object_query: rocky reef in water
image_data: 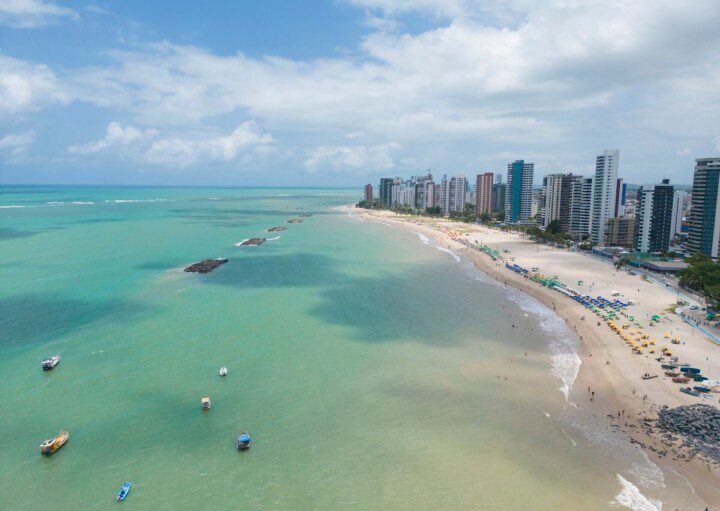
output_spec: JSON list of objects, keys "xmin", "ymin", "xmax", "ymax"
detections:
[
  {"xmin": 287, "ymin": 218, "xmax": 302, "ymax": 224},
  {"xmin": 239, "ymin": 238, "xmax": 266, "ymax": 246},
  {"xmin": 267, "ymin": 226, "xmax": 287, "ymax": 232},
  {"xmin": 184, "ymin": 258, "xmax": 228, "ymax": 273}
]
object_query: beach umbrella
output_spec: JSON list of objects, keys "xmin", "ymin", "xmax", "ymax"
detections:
[
  {"xmin": 652, "ymin": 315, "xmax": 661, "ymax": 320},
  {"xmin": 664, "ymin": 332, "xmax": 670, "ymax": 338}
]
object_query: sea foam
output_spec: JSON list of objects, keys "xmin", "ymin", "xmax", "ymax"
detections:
[{"xmin": 612, "ymin": 474, "xmax": 662, "ymax": 511}]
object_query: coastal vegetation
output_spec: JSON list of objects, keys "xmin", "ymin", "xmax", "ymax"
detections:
[{"xmin": 678, "ymin": 253, "xmax": 720, "ymax": 309}]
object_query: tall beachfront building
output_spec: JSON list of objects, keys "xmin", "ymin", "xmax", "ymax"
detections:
[
  {"xmin": 589, "ymin": 150, "xmax": 620, "ymax": 245},
  {"xmin": 379, "ymin": 178, "xmax": 393, "ymax": 207},
  {"xmin": 633, "ymin": 180, "xmax": 674, "ymax": 253},
  {"xmin": 614, "ymin": 178, "xmax": 627, "ymax": 217},
  {"xmin": 569, "ymin": 177, "xmax": 593, "ymax": 239},
  {"xmin": 440, "ymin": 175, "xmax": 468, "ymax": 213},
  {"xmin": 363, "ymin": 184, "xmax": 373, "ymax": 203},
  {"xmin": 505, "ymin": 160, "xmax": 534, "ymax": 223},
  {"xmin": 492, "ymin": 173, "xmax": 505, "ymax": 213},
  {"xmin": 541, "ymin": 173, "xmax": 564, "ymax": 227},
  {"xmin": 670, "ymin": 190, "xmax": 688, "ymax": 236},
  {"xmin": 687, "ymin": 157, "xmax": 720, "ymax": 257},
  {"xmin": 475, "ymin": 172, "xmax": 494, "ymax": 216}
]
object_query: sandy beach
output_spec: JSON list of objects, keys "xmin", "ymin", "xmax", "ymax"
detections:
[{"xmin": 346, "ymin": 205, "xmax": 720, "ymax": 507}]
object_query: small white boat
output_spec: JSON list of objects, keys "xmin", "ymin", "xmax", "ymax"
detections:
[
  {"xmin": 42, "ymin": 355, "xmax": 61, "ymax": 371},
  {"xmin": 201, "ymin": 396, "xmax": 211, "ymax": 410},
  {"xmin": 219, "ymin": 366, "xmax": 228, "ymax": 376}
]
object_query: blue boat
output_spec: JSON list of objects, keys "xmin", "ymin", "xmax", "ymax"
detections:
[
  {"xmin": 117, "ymin": 482, "xmax": 131, "ymax": 501},
  {"xmin": 237, "ymin": 432, "xmax": 251, "ymax": 451}
]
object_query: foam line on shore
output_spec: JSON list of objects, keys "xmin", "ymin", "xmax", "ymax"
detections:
[
  {"xmin": 414, "ymin": 232, "xmax": 460, "ymax": 262},
  {"xmin": 612, "ymin": 474, "xmax": 662, "ymax": 511}
]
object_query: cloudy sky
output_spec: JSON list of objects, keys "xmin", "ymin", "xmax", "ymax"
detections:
[{"xmin": 1, "ymin": 0, "xmax": 719, "ymax": 186}]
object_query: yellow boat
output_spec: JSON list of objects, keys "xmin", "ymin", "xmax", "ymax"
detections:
[{"xmin": 40, "ymin": 430, "xmax": 69, "ymax": 455}]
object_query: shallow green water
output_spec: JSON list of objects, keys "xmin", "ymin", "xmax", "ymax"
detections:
[{"xmin": 0, "ymin": 186, "xmax": 701, "ymax": 510}]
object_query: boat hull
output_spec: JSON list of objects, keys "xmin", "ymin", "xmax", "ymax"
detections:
[{"xmin": 40, "ymin": 431, "xmax": 69, "ymax": 455}]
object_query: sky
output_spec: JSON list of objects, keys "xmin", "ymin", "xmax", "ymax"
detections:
[{"xmin": 1, "ymin": 0, "xmax": 719, "ymax": 187}]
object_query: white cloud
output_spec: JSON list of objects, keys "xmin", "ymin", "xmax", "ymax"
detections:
[
  {"xmin": 0, "ymin": 54, "xmax": 68, "ymax": 115},
  {"xmin": 68, "ymin": 121, "xmax": 272, "ymax": 167},
  {"xmin": 143, "ymin": 121, "xmax": 272, "ymax": 166},
  {"xmin": 5, "ymin": 0, "xmax": 720, "ymax": 180},
  {"xmin": 68, "ymin": 122, "xmax": 157, "ymax": 154},
  {"xmin": 0, "ymin": 0, "xmax": 77, "ymax": 28},
  {"xmin": 0, "ymin": 129, "xmax": 35, "ymax": 154},
  {"xmin": 305, "ymin": 142, "xmax": 400, "ymax": 172}
]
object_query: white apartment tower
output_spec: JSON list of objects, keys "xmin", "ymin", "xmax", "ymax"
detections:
[
  {"xmin": 670, "ymin": 190, "xmax": 687, "ymax": 236},
  {"xmin": 542, "ymin": 174, "xmax": 564, "ymax": 227},
  {"xmin": 589, "ymin": 150, "xmax": 620, "ymax": 245},
  {"xmin": 441, "ymin": 175, "xmax": 467, "ymax": 213}
]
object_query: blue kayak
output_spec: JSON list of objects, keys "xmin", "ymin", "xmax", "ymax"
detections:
[{"xmin": 117, "ymin": 482, "xmax": 131, "ymax": 501}]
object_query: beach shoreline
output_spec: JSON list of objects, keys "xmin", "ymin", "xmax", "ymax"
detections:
[{"xmin": 343, "ymin": 205, "xmax": 720, "ymax": 508}]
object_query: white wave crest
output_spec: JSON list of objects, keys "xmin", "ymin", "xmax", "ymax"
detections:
[
  {"xmin": 612, "ymin": 474, "xmax": 662, "ymax": 511},
  {"xmin": 105, "ymin": 198, "xmax": 168, "ymax": 203}
]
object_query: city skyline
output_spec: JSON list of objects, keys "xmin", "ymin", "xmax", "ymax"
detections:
[{"xmin": 1, "ymin": 1, "xmax": 720, "ymax": 186}]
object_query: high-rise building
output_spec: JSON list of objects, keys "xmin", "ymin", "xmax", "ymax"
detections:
[
  {"xmin": 688, "ymin": 158, "xmax": 720, "ymax": 257},
  {"xmin": 505, "ymin": 160, "xmax": 534, "ymax": 223},
  {"xmin": 475, "ymin": 172, "xmax": 494, "ymax": 216},
  {"xmin": 542, "ymin": 174, "xmax": 564, "ymax": 227},
  {"xmin": 605, "ymin": 217, "xmax": 635, "ymax": 247},
  {"xmin": 634, "ymin": 188, "xmax": 654, "ymax": 253},
  {"xmin": 379, "ymin": 178, "xmax": 393, "ymax": 207},
  {"xmin": 670, "ymin": 190, "xmax": 688, "ymax": 236},
  {"xmin": 492, "ymin": 182, "xmax": 505, "ymax": 213},
  {"xmin": 559, "ymin": 174, "xmax": 580, "ymax": 233},
  {"xmin": 650, "ymin": 179, "xmax": 674, "ymax": 252},
  {"xmin": 414, "ymin": 175, "xmax": 435, "ymax": 210},
  {"xmin": 363, "ymin": 184, "xmax": 373, "ymax": 203},
  {"xmin": 614, "ymin": 178, "xmax": 627, "ymax": 217},
  {"xmin": 569, "ymin": 177, "xmax": 593, "ymax": 239},
  {"xmin": 634, "ymin": 179, "xmax": 675, "ymax": 253},
  {"xmin": 590, "ymin": 150, "xmax": 620, "ymax": 244},
  {"xmin": 440, "ymin": 175, "xmax": 467, "ymax": 213}
]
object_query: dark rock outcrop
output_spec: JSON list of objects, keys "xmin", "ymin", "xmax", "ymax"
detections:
[
  {"xmin": 287, "ymin": 218, "xmax": 302, "ymax": 224},
  {"xmin": 267, "ymin": 226, "xmax": 287, "ymax": 232},
  {"xmin": 184, "ymin": 258, "xmax": 228, "ymax": 273},
  {"xmin": 657, "ymin": 404, "xmax": 720, "ymax": 462},
  {"xmin": 239, "ymin": 238, "xmax": 266, "ymax": 246}
]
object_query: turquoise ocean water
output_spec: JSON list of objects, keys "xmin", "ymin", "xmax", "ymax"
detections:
[{"xmin": 0, "ymin": 186, "xmax": 703, "ymax": 510}]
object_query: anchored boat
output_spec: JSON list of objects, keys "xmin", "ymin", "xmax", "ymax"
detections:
[
  {"xmin": 42, "ymin": 355, "xmax": 61, "ymax": 371},
  {"xmin": 237, "ymin": 432, "xmax": 251, "ymax": 451},
  {"xmin": 219, "ymin": 366, "xmax": 228, "ymax": 376},
  {"xmin": 40, "ymin": 430, "xmax": 69, "ymax": 455},
  {"xmin": 201, "ymin": 397, "xmax": 211, "ymax": 410},
  {"xmin": 117, "ymin": 482, "xmax": 131, "ymax": 501}
]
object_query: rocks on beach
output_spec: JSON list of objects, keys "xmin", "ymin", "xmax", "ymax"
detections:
[
  {"xmin": 657, "ymin": 404, "xmax": 720, "ymax": 462},
  {"xmin": 238, "ymin": 238, "xmax": 266, "ymax": 246},
  {"xmin": 184, "ymin": 258, "xmax": 228, "ymax": 273},
  {"xmin": 267, "ymin": 226, "xmax": 287, "ymax": 232}
]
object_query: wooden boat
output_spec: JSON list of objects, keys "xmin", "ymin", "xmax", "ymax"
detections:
[
  {"xmin": 680, "ymin": 387, "xmax": 700, "ymax": 397},
  {"xmin": 693, "ymin": 386, "xmax": 711, "ymax": 393},
  {"xmin": 237, "ymin": 431, "xmax": 251, "ymax": 451},
  {"xmin": 672, "ymin": 376, "xmax": 690, "ymax": 383},
  {"xmin": 201, "ymin": 397, "xmax": 211, "ymax": 410},
  {"xmin": 42, "ymin": 355, "xmax": 61, "ymax": 371},
  {"xmin": 641, "ymin": 374, "xmax": 658, "ymax": 380},
  {"xmin": 665, "ymin": 371, "xmax": 680, "ymax": 377},
  {"xmin": 661, "ymin": 364, "xmax": 677, "ymax": 370},
  {"xmin": 40, "ymin": 430, "xmax": 69, "ymax": 455},
  {"xmin": 693, "ymin": 376, "xmax": 708, "ymax": 382},
  {"xmin": 117, "ymin": 482, "xmax": 131, "ymax": 501}
]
